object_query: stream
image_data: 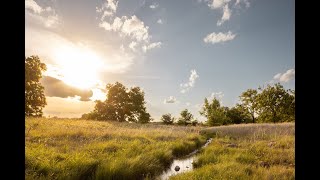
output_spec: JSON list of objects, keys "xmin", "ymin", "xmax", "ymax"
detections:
[{"xmin": 157, "ymin": 138, "xmax": 213, "ymax": 180}]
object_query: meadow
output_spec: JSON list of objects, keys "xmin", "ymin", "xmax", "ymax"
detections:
[
  {"xmin": 25, "ymin": 118, "xmax": 207, "ymax": 179},
  {"xmin": 172, "ymin": 123, "xmax": 295, "ymax": 180},
  {"xmin": 26, "ymin": 118, "xmax": 294, "ymax": 180}
]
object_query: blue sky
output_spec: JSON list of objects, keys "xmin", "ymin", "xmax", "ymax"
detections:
[{"xmin": 25, "ymin": 0, "xmax": 295, "ymax": 120}]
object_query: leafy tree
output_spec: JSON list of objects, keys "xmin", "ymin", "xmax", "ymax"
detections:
[
  {"xmin": 239, "ymin": 89, "xmax": 258, "ymax": 123},
  {"xmin": 191, "ymin": 119, "xmax": 199, "ymax": 126},
  {"xmin": 226, "ymin": 105, "xmax": 251, "ymax": 124},
  {"xmin": 25, "ymin": 55, "xmax": 47, "ymax": 117},
  {"xmin": 256, "ymin": 83, "xmax": 295, "ymax": 123},
  {"xmin": 161, "ymin": 113, "xmax": 174, "ymax": 125},
  {"xmin": 88, "ymin": 82, "xmax": 151, "ymax": 123},
  {"xmin": 199, "ymin": 98, "xmax": 228, "ymax": 126},
  {"xmin": 177, "ymin": 109, "xmax": 193, "ymax": 125}
]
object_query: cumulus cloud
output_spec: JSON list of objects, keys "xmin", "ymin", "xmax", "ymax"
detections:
[
  {"xmin": 97, "ymin": 0, "xmax": 162, "ymax": 54},
  {"xmin": 208, "ymin": 0, "xmax": 230, "ymax": 9},
  {"xmin": 180, "ymin": 69, "xmax": 199, "ymax": 93},
  {"xmin": 25, "ymin": 0, "xmax": 60, "ymax": 28},
  {"xmin": 142, "ymin": 42, "xmax": 162, "ymax": 52},
  {"xmin": 129, "ymin": 41, "xmax": 138, "ymax": 51},
  {"xmin": 157, "ymin": 19, "xmax": 163, "ymax": 24},
  {"xmin": 99, "ymin": 15, "xmax": 161, "ymax": 53},
  {"xmin": 205, "ymin": 0, "xmax": 250, "ymax": 26},
  {"xmin": 25, "ymin": 0, "xmax": 43, "ymax": 14},
  {"xmin": 99, "ymin": 15, "xmax": 149, "ymax": 42},
  {"xmin": 41, "ymin": 76, "xmax": 93, "ymax": 101},
  {"xmin": 121, "ymin": 15, "xmax": 150, "ymax": 42},
  {"xmin": 164, "ymin": 96, "xmax": 177, "ymax": 104},
  {"xmin": 217, "ymin": 4, "xmax": 231, "ymax": 26},
  {"xmin": 203, "ymin": 31, "xmax": 236, "ymax": 44},
  {"xmin": 150, "ymin": 3, "xmax": 159, "ymax": 9},
  {"xmin": 273, "ymin": 68, "xmax": 295, "ymax": 83},
  {"xmin": 96, "ymin": 0, "xmax": 119, "ymax": 20}
]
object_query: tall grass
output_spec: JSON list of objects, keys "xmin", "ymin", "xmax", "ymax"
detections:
[
  {"xmin": 171, "ymin": 123, "xmax": 295, "ymax": 179},
  {"xmin": 25, "ymin": 118, "xmax": 206, "ymax": 179}
]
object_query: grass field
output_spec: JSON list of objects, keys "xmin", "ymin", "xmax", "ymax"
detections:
[
  {"xmin": 171, "ymin": 123, "xmax": 295, "ymax": 180},
  {"xmin": 25, "ymin": 118, "xmax": 207, "ymax": 180},
  {"xmin": 26, "ymin": 118, "xmax": 294, "ymax": 180}
]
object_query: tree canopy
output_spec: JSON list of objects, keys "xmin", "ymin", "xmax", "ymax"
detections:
[
  {"xmin": 161, "ymin": 113, "xmax": 174, "ymax": 125},
  {"xmin": 199, "ymin": 83, "xmax": 295, "ymax": 126},
  {"xmin": 239, "ymin": 89, "xmax": 258, "ymax": 123},
  {"xmin": 86, "ymin": 82, "xmax": 151, "ymax": 123},
  {"xmin": 256, "ymin": 83, "xmax": 295, "ymax": 123},
  {"xmin": 199, "ymin": 98, "xmax": 229, "ymax": 126},
  {"xmin": 177, "ymin": 109, "xmax": 195, "ymax": 126},
  {"xmin": 25, "ymin": 55, "xmax": 47, "ymax": 117}
]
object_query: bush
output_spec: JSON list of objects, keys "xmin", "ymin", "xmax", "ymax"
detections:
[{"xmin": 161, "ymin": 114, "xmax": 174, "ymax": 125}]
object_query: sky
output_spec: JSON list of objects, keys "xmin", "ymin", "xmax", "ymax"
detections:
[{"xmin": 25, "ymin": 0, "xmax": 295, "ymax": 121}]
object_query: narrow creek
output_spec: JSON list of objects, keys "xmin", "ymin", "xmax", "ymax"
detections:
[{"xmin": 157, "ymin": 138, "xmax": 213, "ymax": 180}]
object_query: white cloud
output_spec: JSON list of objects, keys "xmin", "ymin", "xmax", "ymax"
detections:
[
  {"xmin": 186, "ymin": 102, "xmax": 191, "ymax": 106},
  {"xmin": 217, "ymin": 4, "xmax": 231, "ymax": 26},
  {"xmin": 129, "ymin": 41, "xmax": 138, "ymax": 51},
  {"xmin": 208, "ymin": 0, "xmax": 230, "ymax": 9},
  {"xmin": 142, "ymin": 42, "xmax": 162, "ymax": 52},
  {"xmin": 25, "ymin": 0, "xmax": 43, "ymax": 14},
  {"xmin": 205, "ymin": 0, "xmax": 250, "ymax": 26},
  {"xmin": 203, "ymin": 31, "xmax": 236, "ymax": 44},
  {"xmin": 210, "ymin": 91, "xmax": 224, "ymax": 100},
  {"xmin": 97, "ymin": 2, "xmax": 161, "ymax": 54},
  {"xmin": 25, "ymin": 0, "xmax": 60, "ymax": 28},
  {"xmin": 180, "ymin": 69, "xmax": 199, "ymax": 93},
  {"xmin": 122, "ymin": 15, "xmax": 150, "ymax": 42},
  {"xmin": 150, "ymin": 3, "xmax": 159, "ymax": 9},
  {"xmin": 96, "ymin": 0, "xmax": 119, "ymax": 20},
  {"xmin": 99, "ymin": 16, "xmax": 125, "ymax": 31},
  {"xmin": 100, "ymin": 15, "xmax": 150, "ymax": 43},
  {"xmin": 157, "ymin": 19, "xmax": 163, "ymax": 24},
  {"xmin": 273, "ymin": 68, "xmax": 295, "ymax": 83},
  {"xmin": 99, "ymin": 21, "xmax": 112, "ymax": 30},
  {"xmin": 164, "ymin": 96, "xmax": 177, "ymax": 104}
]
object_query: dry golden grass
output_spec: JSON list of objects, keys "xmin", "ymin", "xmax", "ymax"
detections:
[
  {"xmin": 172, "ymin": 122, "xmax": 295, "ymax": 180},
  {"xmin": 25, "ymin": 117, "xmax": 206, "ymax": 179}
]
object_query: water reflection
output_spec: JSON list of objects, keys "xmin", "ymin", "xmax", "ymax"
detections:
[{"xmin": 158, "ymin": 138, "xmax": 212, "ymax": 180}]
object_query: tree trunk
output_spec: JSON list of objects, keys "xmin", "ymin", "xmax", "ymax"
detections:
[
  {"xmin": 251, "ymin": 113, "xmax": 255, "ymax": 123},
  {"xmin": 272, "ymin": 110, "xmax": 276, "ymax": 123}
]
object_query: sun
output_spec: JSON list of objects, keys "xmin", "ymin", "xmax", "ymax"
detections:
[{"xmin": 53, "ymin": 44, "xmax": 104, "ymax": 89}]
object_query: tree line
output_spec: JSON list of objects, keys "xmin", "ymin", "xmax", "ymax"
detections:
[
  {"xmin": 160, "ymin": 82, "xmax": 294, "ymax": 126},
  {"xmin": 25, "ymin": 55, "xmax": 295, "ymax": 126}
]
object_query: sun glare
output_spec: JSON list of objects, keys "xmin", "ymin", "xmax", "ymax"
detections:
[{"xmin": 53, "ymin": 45, "xmax": 104, "ymax": 89}]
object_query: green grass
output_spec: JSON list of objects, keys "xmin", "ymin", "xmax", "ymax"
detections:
[
  {"xmin": 26, "ymin": 118, "xmax": 294, "ymax": 179},
  {"xmin": 25, "ymin": 118, "xmax": 206, "ymax": 179},
  {"xmin": 171, "ymin": 123, "xmax": 295, "ymax": 180}
]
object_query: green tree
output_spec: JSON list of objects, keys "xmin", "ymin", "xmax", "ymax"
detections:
[
  {"xmin": 88, "ymin": 82, "xmax": 151, "ymax": 123},
  {"xmin": 199, "ymin": 98, "xmax": 228, "ymax": 126},
  {"xmin": 25, "ymin": 55, "xmax": 47, "ymax": 117},
  {"xmin": 226, "ymin": 104, "xmax": 251, "ymax": 124},
  {"xmin": 239, "ymin": 89, "xmax": 258, "ymax": 123},
  {"xmin": 177, "ymin": 109, "xmax": 193, "ymax": 125},
  {"xmin": 161, "ymin": 113, "xmax": 174, "ymax": 125},
  {"xmin": 257, "ymin": 83, "xmax": 295, "ymax": 123}
]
